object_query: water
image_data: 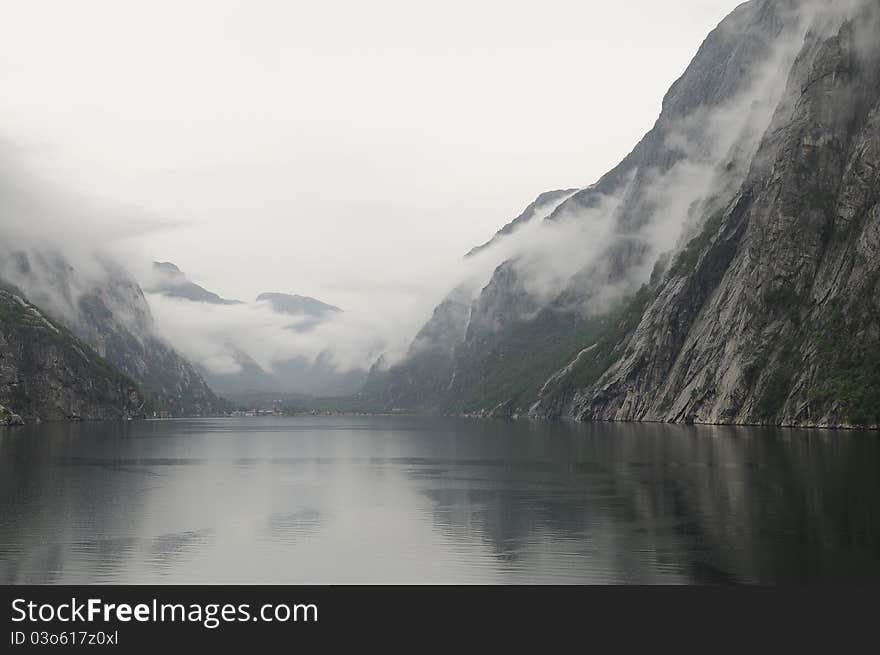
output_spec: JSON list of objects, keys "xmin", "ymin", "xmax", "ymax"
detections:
[{"xmin": 0, "ymin": 416, "xmax": 878, "ymax": 584}]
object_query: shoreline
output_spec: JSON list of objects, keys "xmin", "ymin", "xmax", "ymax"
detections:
[{"xmin": 2, "ymin": 411, "xmax": 878, "ymax": 433}]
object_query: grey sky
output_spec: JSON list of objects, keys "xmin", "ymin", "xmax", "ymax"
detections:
[{"xmin": 0, "ymin": 0, "xmax": 742, "ymax": 309}]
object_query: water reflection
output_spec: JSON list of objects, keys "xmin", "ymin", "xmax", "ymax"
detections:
[{"xmin": 0, "ymin": 417, "xmax": 877, "ymax": 583}]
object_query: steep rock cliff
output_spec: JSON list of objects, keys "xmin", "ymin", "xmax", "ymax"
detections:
[
  {"xmin": 0, "ymin": 251, "xmax": 221, "ymax": 417},
  {"xmin": 370, "ymin": 0, "xmax": 880, "ymax": 429},
  {"xmin": 538, "ymin": 6, "xmax": 880, "ymax": 428},
  {"xmin": 0, "ymin": 284, "xmax": 143, "ymax": 422}
]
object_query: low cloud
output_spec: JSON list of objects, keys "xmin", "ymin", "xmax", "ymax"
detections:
[
  {"xmin": 146, "ymin": 292, "xmax": 390, "ymax": 375},
  {"xmin": 443, "ymin": 0, "xmax": 834, "ymax": 325}
]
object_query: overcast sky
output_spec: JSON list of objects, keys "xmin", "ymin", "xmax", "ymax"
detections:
[{"xmin": 0, "ymin": 0, "xmax": 743, "ymax": 307}]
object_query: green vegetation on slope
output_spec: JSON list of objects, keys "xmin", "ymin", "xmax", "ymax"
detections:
[
  {"xmin": 445, "ymin": 287, "xmax": 656, "ymax": 415},
  {"xmin": 809, "ymin": 293, "xmax": 880, "ymax": 427}
]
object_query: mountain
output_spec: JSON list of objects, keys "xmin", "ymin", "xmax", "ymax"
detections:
[
  {"xmin": 361, "ymin": 188, "xmax": 594, "ymax": 410},
  {"xmin": 0, "ymin": 251, "xmax": 222, "ymax": 418},
  {"xmin": 148, "ymin": 262, "xmax": 242, "ymax": 305},
  {"xmin": 366, "ymin": 0, "xmax": 880, "ymax": 429},
  {"xmin": 201, "ymin": 292, "xmax": 364, "ymax": 397},
  {"xmin": 0, "ymin": 282, "xmax": 144, "ymax": 422},
  {"xmin": 533, "ymin": 2, "xmax": 880, "ymax": 429},
  {"xmin": 203, "ymin": 353, "xmax": 367, "ymax": 398},
  {"xmin": 141, "ymin": 260, "xmax": 364, "ymax": 398},
  {"xmin": 256, "ymin": 292, "xmax": 342, "ymax": 317}
]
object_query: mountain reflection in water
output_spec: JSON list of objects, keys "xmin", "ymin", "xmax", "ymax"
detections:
[{"xmin": 1, "ymin": 417, "xmax": 877, "ymax": 583}]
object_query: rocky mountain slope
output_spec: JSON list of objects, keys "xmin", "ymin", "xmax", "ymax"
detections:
[
  {"xmin": 0, "ymin": 251, "xmax": 221, "ymax": 417},
  {"xmin": 0, "ymin": 403, "xmax": 24, "ymax": 425},
  {"xmin": 0, "ymin": 283, "xmax": 143, "ymax": 422},
  {"xmin": 368, "ymin": 0, "xmax": 880, "ymax": 429},
  {"xmin": 362, "ymin": 188, "xmax": 589, "ymax": 411},
  {"xmin": 534, "ymin": 2, "xmax": 880, "ymax": 429}
]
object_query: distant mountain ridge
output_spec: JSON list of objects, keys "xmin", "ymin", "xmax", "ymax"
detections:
[
  {"xmin": 256, "ymin": 292, "xmax": 342, "ymax": 317},
  {"xmin": 144, "ymin": 263, "xmax": 364, "ymax": 397},
  {"xmin": 201, "ymin": 289, "xmax": 364, "ymax": 397},
  {"xmin": 149, "ymin": 261, "xmax": 242, "ymax": 305}
]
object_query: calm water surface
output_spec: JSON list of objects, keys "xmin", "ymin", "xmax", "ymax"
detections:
[{"xmin": 1, "ymin": 416, "xmax": 878, "ymax": 584}]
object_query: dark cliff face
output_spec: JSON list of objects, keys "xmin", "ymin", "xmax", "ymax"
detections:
[
  {"xmin": 0, "ymin": 252, "xmax": 221, "ymax": 418},
  {"xmin": 0, "ymin": 285, "xmax": 143, "ymax": 422},
  {"xmin": 0, "ymin": 403, "xmax": 24, "ymax": 425},
  {"xmin": 370, "ymin": 0, "xmax": 880, "ymax": 428}
]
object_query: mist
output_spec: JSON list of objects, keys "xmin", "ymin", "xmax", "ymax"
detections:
[{"xmin": 453, "ymin": 0, "xmax": 867, "ymax": 323}]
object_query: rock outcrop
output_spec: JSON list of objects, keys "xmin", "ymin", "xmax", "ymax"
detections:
[
  {"xmin": 0, "ymin": 403, "xmax": 24, "ymax": 426},
  {"xmin": 465, "ymin": 189, "xmax": 578, "ymax": 258}
]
